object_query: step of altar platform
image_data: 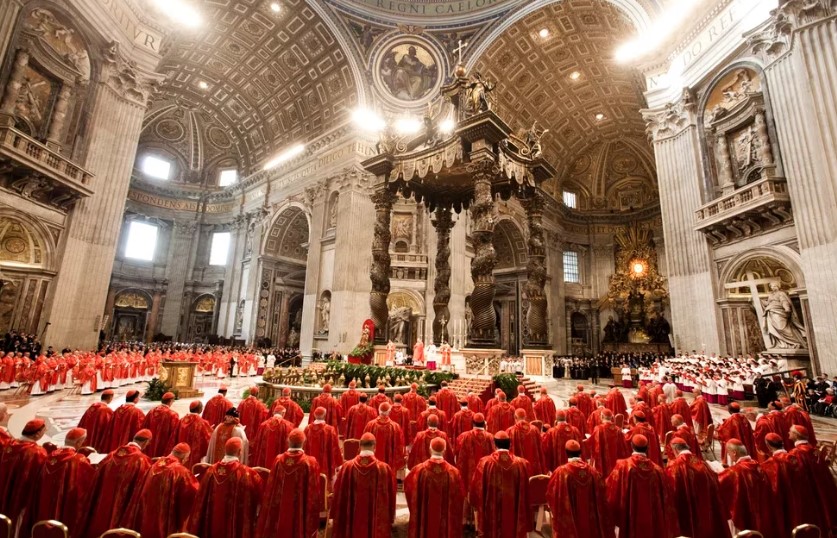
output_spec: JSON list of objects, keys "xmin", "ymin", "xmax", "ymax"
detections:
[
  {"xmin": 448, "ymin": 378, "xmax": 493, "ymax": 402},
  {"xmin": 515, "ymin": 375, "xmax": 541, "ymax": 395}
]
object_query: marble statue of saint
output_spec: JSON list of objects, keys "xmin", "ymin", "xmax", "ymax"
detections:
[
  {"xmin": 388, "ymin": 306, "xmax": 410, "ymax": 344},
  {"xmin": 329, "ymin": 197, "xmax": 338, "ymax": 228},
  {"xmin": 318, "ymin": 296, "xmax": 330, "ymax": 334},
  {"xmin": 288, "ymin": 327, "xmax": 300, "ymax": 347},
  {"xmin": 761, "ymin": 282, "xmax": 807, "ymax": 349}
]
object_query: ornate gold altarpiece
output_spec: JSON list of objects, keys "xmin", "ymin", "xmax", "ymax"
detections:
[{"xmin": 159, "ymin": 361, "xmax": 202, "ymax": 398}]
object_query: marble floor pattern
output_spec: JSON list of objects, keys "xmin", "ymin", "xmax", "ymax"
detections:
[{"xmin": 3, "ymin": 374, "xmax": 836, "ymax": 537}]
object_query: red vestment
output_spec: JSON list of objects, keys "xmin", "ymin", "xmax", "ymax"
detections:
[
  {"xmin": 510, "ymin": 394, "xmax": 536, "ymax": 421},
  {"xmin": 542, "ymin": 423, "xmax": 584, "ymax": 471},
  {"xmin": 588, "ymin": 423, "xmax": 629, "ymax": 477},
  {"xmin": 104, "ymin": 403, "xmax": 145, "ymax": 452},
  {"xmin": 754, "ymin": 413, "xmax": 786, "ymax": 459},
  {"xmin": 130, "ymin": 455, "xmax": 199, "ymax": 538},
  {"xmin": 469, "ymin": 451, "xmax": 531, "ymax": 538},
  {"xmin": 716, "ymin": 413, "xmax": 756, "ymax": 462},
  {"xmin": 402, "ymin": 392, "xmax": 428, "ymax": 423},
  {"xmin": 77, "ymin": 443, "xmax": 151, "ymax": 538},
  {"xmin": 0, "ymin": 439, "xmax": 47, "ymax": 527},
  {"xmin": 250, "ymin": 416, "xmax": 293, "ymax": 468},
  {"xmin": 363, "ymin": 416, "xmax": 405, "ymax": 472},
  {"xmin": 533, "ymin": 396, "xmax": 556, "ymax": 427},
  {"xmin": 404, "ymin": 458, "xmax": 465, "ymax": 538},
  {"xmin": 605, "ymin": 454, "xmax": 678, "ymax": 538},
  {"xmin": 32, "ymin": 447, "xmax": 95, "ymax": 532},
  {"xmin": 670, "ymin": 397, "xmax": 691, "ymax": 421},
  {"xmin": 190, "ymin": 458, "xmax": 263, "ymax": 538},
  {"xmin": 547, "ymin": 459, "xmax": 614, "ymax": 538},
  {"xmin": 651, "ymin": 403, "xmax": 673, "ymax": 445},
  {"xmin": 202, "ymin": 394, "xmax": 233, "ymax": 426},
  {"xmin": 345, "ymin": 402, "xmax": 378, "ymax": 440},
  {"xmin": 368, "ymin": 392, "xmax": 393, "ymax": 413},
  {"xmin": 630, "ymin": 402, "xmax": 656, "ymax": 430},
  {"xmin": 605, "ymin": 388, "xmax": 628, "ymax": 417},
  {"xmin": 176, "ymin": 413, "xmax": 213, "ymax": 469},
  {"xmin": 435, "ymin": 388, "xmax": 459, "ymax": 420},
  {"xmin": 330, "ymin": 454, "xmax": 396, "ymax": 538},
  {"xmin": 665, "ymin": 452, "xmax": 731, "ymax": 538},
  {"xmin": 417, "ymin": 408, "xmax": 449, "ymax": 435},
  {"xmin": 454, "ymin": 428, "xmax": 495, "ymax": 490},
  {"xmin": 664, "ymin": 425, "xmax": 702, "ymax": 461},
  {"xmin": 389, "ymin": 403, "xmax": 412, "ymax": 445},
  {"xmin": 625, "ymin": 423, "xmax": 663, "ymax": 467},
  {"xmin": 467, "ymin": 394, "xmax": 484, "ymax": 414},
  {"xmin": 575, "ymin": 392, "xmax": 594, "ymax": 418},
  {"xmin": 310, "ymin": 393, "xmax": 342, "ymax": 430},
  {"xmin": 449, "ymin": 408, "xmax": 474, "ymax": 448},
  {"xmin": 141, "ymin": 404, "xmax": 180, "ymax": 457},
  {"xmin": 689, "ymin": 396, "xmax": 712, "ymax": 431},
  {"xmin": 303, "ymin": 421, "xmax": 343, "ymax": 479},
  {"xmin": 77, "ymin": 402, "xmax": 113, "ymax": 453},
  {"xmin": 271, "ymin": 397, "xmax": 304, "ymax": 427},
  {"xmin": 484, "ymin": 396, "xmax": 500, "ymax": 415},
  {"xmin": 255, "ymin": 450, "xmax": 322, "ymax": 538},
  {"xmin": 507, "ymin": 421, "xmax": 546, "ymax": 475},
  {"xmin": 586, "ymin": 407, "xmax": 606, "ymax": 435},
  {"xmin": 719, "ymin": 458, "xmax": 781, "ymax": 538},
  {"xmin": 0, "ymin": 427, "xmax": 11, "ymax": 448},
  {"xmin": 784, "ymin": 406, "xmax": 817, "ymax": 446},
  {"xmin": 761, "ymin": 451, "xmax": 805, "ymax": 536},
  {"xmin": 339, "ymin": 388, "xmax": 362, "ymax": 417},
  {"xmin": 789, "ymin": 443, "xmax": 837, "ymax": 532},
  {"xmin": 565, "ymin": 406, "xmax": 587, "ymax": 435},
  {"xmin": 237, "ymin": 396, "xmax": 268, "ymax": 438},
  {"xmin": 486, "ymin": 402, "xmax": 515, "ymax": 433},
  {"xmin": 409, "ymin": 429, "xmax": 454, "ymax": 468}
]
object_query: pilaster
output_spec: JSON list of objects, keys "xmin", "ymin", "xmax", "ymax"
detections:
[
  {"xmin": 159, "ymin": 220, "xmax": 198, "ymax": 338},
  {"xmin": 749, "ymin": 0, "xmax": 837, "ymax": 371},
  {"xmin": 643, "ymin": 94, "xmax": 722, "ymax": 354},
  {"xmin": 300, "ymin": 180, "xmax": 327, "ymax": 357}
]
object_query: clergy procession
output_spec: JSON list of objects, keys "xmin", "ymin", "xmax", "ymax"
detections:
[{"xmin": 0, "ymin": 376, "xmax": 834, "ymax": 538}]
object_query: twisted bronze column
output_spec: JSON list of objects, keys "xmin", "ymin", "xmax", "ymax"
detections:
[
  {"xmin": 523, "ymin": 190, "xmax": 549, "ymax": 347},
  {"xmin": 369, "ymin": 188, "xmax": 395, "ymax": 344},
  {"xmin": 468, "ymin": 161, "xmax": 499, "ymax": 348},
  {"xmin": 432, "ymin": 207, "xmax": 453, "ymax": 345}
]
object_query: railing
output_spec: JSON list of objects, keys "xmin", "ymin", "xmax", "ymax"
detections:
[
  {"xmin": 695, "ymin": 176, "xmax": 789, "ymax": 224},
  {"xmin": 0, "ymin": 125, "xmax": 94, "ymax": 188}
]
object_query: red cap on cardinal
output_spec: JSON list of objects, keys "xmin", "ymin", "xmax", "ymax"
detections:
[
  {"xmin": 631, "ymin": 434, "xmax": 649, "ymax": 448},
  {"xmin": 427, "ymin": 415, "xmax": 439, "ymax": 428},
  {"xmin": 282, "ymin": 387, "xmax": 291, "ymax": 396},
  {"xmin": 189, "ymin": 401, "xmax": 202, "ymax": 412},
  {"xmin": 514, "ymin": 408, "xmax": 527, "ymax": 420},
  {"xmin": 565, "ymin": 439, "xmax": 581, "ymax": 452},
  {"xmin": 225, "ymin": 437, "xmax": 243, "ymax": 452},
  {"xmin": 313, "ymin": 407, "xmax": 326, "ymax": 419},
  {"xmin": 289, "ymin": 429, "xmax": 305, "ymax": 445},
  {"xmin": 360, "ymin": 432, "xmax": 376, "ymax": 443},
  {"xmin": 172, "ymin": 442, "xmax": 191, "ymax": 454},
  {"xmin": 430, "ymin": 437, "xmax": 446, "ymax": 453},
  {"xmin": 65, "ymin": 427, "xmax": 87, "ymax": 442}
]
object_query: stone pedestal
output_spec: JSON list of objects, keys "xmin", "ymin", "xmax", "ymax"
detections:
[
  {"xmin": 521, "ymin": 349, "xmax": 553, "ymax": 378},
  {"xmin": 159, "ymin": 361, "xmax": 202, "ymax": 398},
  {"xmin": 461, "ymin": 348, "xmax": 504, "ymax": 376}
]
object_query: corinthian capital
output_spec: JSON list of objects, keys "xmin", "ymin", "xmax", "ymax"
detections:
[
  {"xmin": 779, "ymin": 0, "xmax": 836, "ymax": 25},
  {"xmin": 642, "ymin": 89, "xmax": 697, "ymax": 143},
  {"xmin": 100, "ymin": 41, "xmax": 164, "ymax": 107}
]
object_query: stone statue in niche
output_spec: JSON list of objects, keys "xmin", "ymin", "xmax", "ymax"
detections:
[
  {"xmin": 318, "ymin": 295, "xmax": 330, "ymax": 334},
  {"xmin": 646, "ymin": 312, "xmax": 671, "ymax": 344},
  {"xmin": 244, "ymin": 220, "xmax": 256, "ymax": 258},
  {"xmin": 288, "ymin": 327, "xmax": 300, "ymax": 347},
  {"xmin": 761, "ymin": 282, "xmax": 807, "ymax": 349},
  {"xmin": 26, "ymin": 8, "xmax": 90, "ymax": 79},
  {"xmin": 329, "ymin": 195, "xmax": 338, "ymax": 228},
  {"xmin": 734, "ymin": 126, "xmax": 757, "ymax": 172},
  {"xmin": 16, "ymin": 75, "xmax": 48, "ymax": 123},
  {"xmin": 388, "ymin": 305, "xmax": 411, "ymax": 344},
  {"xmin": 392, "ymin": 215, "xmax": 412, "ymax": 240}
]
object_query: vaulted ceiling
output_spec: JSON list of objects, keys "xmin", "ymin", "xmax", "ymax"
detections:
[
  {"xmin": 474, "ymin": 0, "xmax": 654, "ymax": 191},
  {"xmin": 146, "ymin": 0, "xmax": 359, "ymax": 175}
]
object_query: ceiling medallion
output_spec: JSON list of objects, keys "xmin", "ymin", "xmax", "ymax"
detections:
[
  {"xmin": 372, "ymin": 35, "xmax": 444, "ymax": 107},
  {"xmin": 155, "ymin": 119, "xmax": 185, "ymax": 142}
]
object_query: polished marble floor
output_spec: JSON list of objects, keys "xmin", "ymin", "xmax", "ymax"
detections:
[{"xmin": 3, "ymin": 373, "xmax": 835, "ymax": 537}]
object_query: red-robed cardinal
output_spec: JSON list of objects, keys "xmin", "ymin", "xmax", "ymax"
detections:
[
  {"xmin": 270, "ymin": 387, "xmax": 304, "ymax": 427},
  {"xmin": 788, "ymin": 425, "xmax": 836, "ymax": 533},
  {"xmin": 363, "ymin": 402, "xmax": 406, "ymax": 473},
  {"xmin": 405, "ymin": 436, "xmax": 465, "ymax": 538},
  {"xmin": 311, "ymin": 384, "xmax": 343, "ymax": 431},
  {"xmin": 141, "ymin": 391, "xmax": 180, "ymax": 457},
  {"xmin": 77, "ymin": 389, "xmax": 114, "ymax": 452},
  {"xmin": 454, "ymin": 413, "xmax": 494, "ymax": 496},
  {"xmin": 237, "ymin": 386, "xmax": 268, "ymax": 438},
  {"xmin": 303, "ymin": 407, "xmax": 343, "ymax": 481},
  {"xmin": 0, "ymin": 419, "xmax": 48, "ymax": 531},
  {"xmin": 255, "ymin": 429, "xmax": 322, "ymax": 538},
  {"xmin": 202, "ymin": 386, "xmax": 233, "ymax": 427},
  {"xmin": 534, "ymin": 387, "xmax": 557, "ymax": 427},
  {"xmin": 250, "ymin": 406, "xmax": 294, "ymax": 468},
  {"xmin": 176, "ymin": 401, "xmax": 213, "ymax": 469},
  {"xmin": 103, "ymin": 389, "xmax": 145, "ymax": 452},
  {"xmin": 543, "ymin": 410, "xmax": 584, "ymax": 471},
  {"xmin": 507, "ymin": 408, "xmax": 546, "ymax": 475},
  {"xmin": 719, "ymin": 439, "xmax": 781, "ymax": 538},
  {"xmin": 345, "ymin": 394, "xmax": 378, "ymax": 440},
  {"xmin": 716, "ymin": 402, "xmax": 756, "ymax": 462},
  {"xmin": 587, "ymin": 409, "xmax": 629, "ymax": 477}
]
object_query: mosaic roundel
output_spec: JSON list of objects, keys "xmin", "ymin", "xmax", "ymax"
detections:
[
  {"xmin": 373, "ymin": 37, "xmax": 443, "ymax": 105},
  {"xmin": 207, "ymin": 126, "xmax": 232, "ymax": 149},
  {"xmin": 3, "ymin": 237, "xmax": 26, "ymax": 254},
  {"xmin": 155, "ymin": 119, "xmax": 185, "ymax": 142}
]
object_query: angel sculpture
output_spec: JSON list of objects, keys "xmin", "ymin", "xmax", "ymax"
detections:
[{"xmin": 466, "ymin": 71, "xmax": 495, "ymax": 114}]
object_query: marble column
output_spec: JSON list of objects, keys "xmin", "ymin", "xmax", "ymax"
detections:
[
  {"xmin": 0, "ymin": 49, "xmax": 29, "ymax": 124},
  {"xmin": 160, "ymin": 220, "xmax": 198, "ymax": 338},
  {"xmin": 46, "ymin": 83, "xmax": 71, "ymax": 150},
  {"xmin": 300, "ymin": 181, "xmax": 326, "ymax": 357},
  {"xmin": 448, "ymin": 212, "xmax": 471, "ymax": 347},
  {"xmin": 0, "ymin": 1, "xmax": 22, "ymax": 67},
  {"xmin": 522, "ymin": 190, "xmax": 549, "ymax": 348},
  {"xmin": 468, "ymin": 161, "xmax": 499, "ymax": 348},
  {"xmin": 242, "ymin": 209, "xmax": 268, "ymax": 342},
  {"xmin": 431, "ymin": 207, "xmax": 453, "ymax": 344},
  {"xmin": 218, "ymin": 215, "xmax": 246, "ymax": 337},
  {"xmin": 750, "ymin": 2, "xmax": 837, "ymax": 372},
  {"xmin": 43, "ymin": 51, "xmax": 161, "ymax": 349},
  {"xmin": 643, "ymin": 97, "xmax": 722, "ymax": 355},
  {"xmin": 368, "ymin": 187, "xmax": 395, "ymax": 344}
]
